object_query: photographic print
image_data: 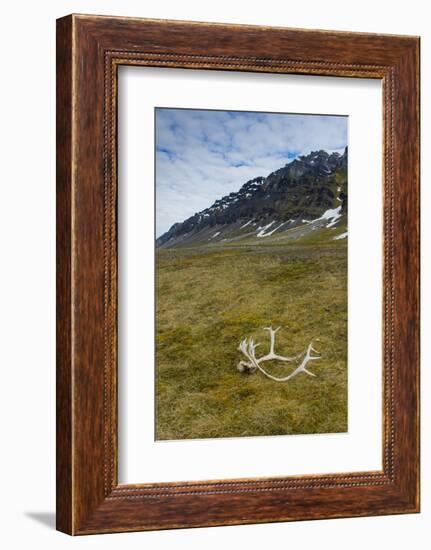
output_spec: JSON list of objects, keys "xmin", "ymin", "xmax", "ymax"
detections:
[{"xmin": 155, "ymin": 108, "xmax": 348, "ymax": 441}]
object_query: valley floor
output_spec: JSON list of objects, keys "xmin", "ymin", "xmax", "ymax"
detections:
[{"xmin": 155, "ymin": 235, "xmax": 348, "ymax": 440}]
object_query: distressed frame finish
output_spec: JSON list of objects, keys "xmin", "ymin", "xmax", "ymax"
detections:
[{"xmin": 56, "ymin": 14, "xmax": 420, "ymax": 535}]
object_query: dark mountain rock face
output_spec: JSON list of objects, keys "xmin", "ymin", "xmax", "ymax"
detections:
[{"xmin": 157, "ymin": 148, "xmax": 347, "ymax": 248}]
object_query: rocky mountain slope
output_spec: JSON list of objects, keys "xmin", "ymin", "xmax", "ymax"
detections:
[{"xmin": 156, "ymin": 148, "xmax": 347, "ymax": 248}]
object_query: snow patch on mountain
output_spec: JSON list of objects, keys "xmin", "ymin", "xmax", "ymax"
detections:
[
  {"xmin": 305, "ymin": 205, "xmax": 342, "ymax": 228},
  {"xmin": 256, "ymin": 221, "xmax": 275, "ymax": 237},
  {"xmin": 240, "ymin": 219, "xmax": 254, "ymax": 229},
  {"xmin": 334, "ymin": 231, "xmax": 348, "ymax": 240},
  {"xmin": 256, "ymin": 221, "xmax": 288, "ymax": 237}
]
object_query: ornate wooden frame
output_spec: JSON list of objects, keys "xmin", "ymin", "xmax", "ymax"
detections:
[{"xmin": 56, "ymin": 14, "xmax": 420, "ymax": 535}]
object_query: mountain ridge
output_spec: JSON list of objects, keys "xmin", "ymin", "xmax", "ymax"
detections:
[{"xmin": 157, "ymin": 147, "xmax": 347, "ymax": 248}]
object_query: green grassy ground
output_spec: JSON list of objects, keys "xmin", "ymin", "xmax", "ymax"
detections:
[{"xmin": 155, "ymin": 227, "xmax": 347, "ymax": 440}]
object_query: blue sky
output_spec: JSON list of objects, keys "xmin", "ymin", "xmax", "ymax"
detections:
[{"xmin": 155, "ymin": 108, "xmax": 347, "ymax": 237}]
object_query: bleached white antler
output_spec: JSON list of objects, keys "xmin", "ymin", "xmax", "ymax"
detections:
[
  {"xmin": 260, "ymin": 327, "xmax": 302, "ymax": 362},
  {"xmin": 237, "ymin": 327, "xmax": 321, "ymax": 382}
]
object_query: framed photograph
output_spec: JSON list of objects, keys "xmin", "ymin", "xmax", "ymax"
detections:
[{"xmin": 56, "ymin": 14, "xmax": 420, "ymax": 534}]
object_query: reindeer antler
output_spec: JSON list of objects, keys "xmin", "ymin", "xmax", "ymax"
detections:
[{"xmin": 237, "ymin": 327, "xmax": 321, "ymax": 382}]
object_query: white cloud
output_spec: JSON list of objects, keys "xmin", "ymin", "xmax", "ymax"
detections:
[{"xmin": 155, "ymin": 108, "xmax": 347, "ymax": 236}]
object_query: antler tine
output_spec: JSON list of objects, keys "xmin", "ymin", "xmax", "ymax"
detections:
[
  {"xmin": 237, "ymin": 328, "xmax": 323, "ymax": 382},
  {"xmin": 237, "ymin": 338, "xmax": 247, "ymax": 352},
  {"xmin": 306, "ymin": 342, "xmax": 321, "ymax": 360},
  {"xmin": 248, "ymin": 338, "xmax": 260, "ymax": 353},
  {"xmin": 302, "ymin": 368, "xmax": 317, "ymax": 377}
]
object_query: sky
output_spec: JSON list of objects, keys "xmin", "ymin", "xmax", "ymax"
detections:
[{"xmin": 155, "ymin": 108, "xmax": 348, "ymax": 237}]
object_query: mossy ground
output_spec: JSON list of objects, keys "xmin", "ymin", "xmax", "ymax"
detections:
[{"xmin": 155, "ymin": 230, "xmax": 347, "ymax": 440}]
